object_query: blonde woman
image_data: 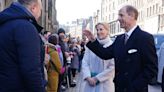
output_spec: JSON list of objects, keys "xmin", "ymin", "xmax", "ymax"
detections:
[{"xmin": 81, "ymin": 23, "xmax": 115, "ymax": 92}]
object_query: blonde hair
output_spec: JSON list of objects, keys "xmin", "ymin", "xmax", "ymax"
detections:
[{"xmin": 95, "ymin": 22, "xmax": 110, "ymax": 32}]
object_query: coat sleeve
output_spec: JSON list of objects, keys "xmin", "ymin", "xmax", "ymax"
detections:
[
  {"xmin": 15, "ymin": 22, "xmax": 45, "ymax": 92},
  {"xmin": 82, "ymin": 47, "xmax": 91, "ymax": 80},
  {"xmin": 132, "ymin": 34, "xmax": 158, "ymax": 90},
  {"xmin": 157, "ymin": 43, "xmax": 164, "ymax": 83},
  {"xmin": 95, "ymin": 59, "xmax": 115, "ymax": 82},
  {"xmin": 86, "ymin": 39, "xmax": 114, "ymax": 60}
]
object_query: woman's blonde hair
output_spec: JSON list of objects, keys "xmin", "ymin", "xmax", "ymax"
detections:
[{"xmin": 95, "ymin": 22, "xmax": 110, "ymax": 32}]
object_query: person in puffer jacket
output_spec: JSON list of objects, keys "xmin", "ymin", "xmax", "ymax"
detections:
[{"xmin": 0, "ymin": 0, "xmax": 45, "ymax": 92}]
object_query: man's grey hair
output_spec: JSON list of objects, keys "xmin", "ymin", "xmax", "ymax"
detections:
[
  {"xmin": 18, "ymin": 0, "xmax": 38, "ymax": 6},
  {"xmin": 125, "ymin": 5, "xmax": 138, "ymax": 20}
]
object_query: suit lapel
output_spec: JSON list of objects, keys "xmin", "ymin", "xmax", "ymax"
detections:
[
  {"xmin": 114, "ymin": 34, "xmax": 127, "ymax": 59},
  {"xmin": 125, "ymin": 26, "xmax": 140, "ymax": 49}
]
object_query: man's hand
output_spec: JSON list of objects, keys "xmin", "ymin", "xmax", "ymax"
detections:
[{"xmin": 83, "ymin": 30, "xmax": 95, "ymax": 42}]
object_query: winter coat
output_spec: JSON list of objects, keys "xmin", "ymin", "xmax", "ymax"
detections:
[
  {"xmin": 70, "ymin": 46, "xmax": 80, "ymax": 69},
  {"xmin": 81, "ymin": 37, "xmax": 115, "ymax": 92},
  {"xmin": 47, "ymin": 46, "xmax": 62, "ymax": 92},
  {"xmin": 0, "ymin": 2, "xmax": 45, "ymax": 92}
]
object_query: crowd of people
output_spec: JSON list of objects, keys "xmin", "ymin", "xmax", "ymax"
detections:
[
  {"xmin": 0, "ymin": 0, "xmax": 164, "ymax": 92},
  {"xmin": 0, "ymin": 0, "xmax": 87, "ymax": 92},
  {"xmin": 43, "ymin": 28, "xmax": 87, "ymax": 92}
]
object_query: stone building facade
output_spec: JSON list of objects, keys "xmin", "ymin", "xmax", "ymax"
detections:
[
  {"xmin": 101, "ymin": 0, "xmax": 164, "ymax": 36},
  {"xmin": 0, "ymin": 0, "xmax": 58, "ymax": 32}
]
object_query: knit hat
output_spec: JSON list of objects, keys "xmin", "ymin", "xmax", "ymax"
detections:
[{"xmin": 58, "ymin": 28, "xmax": 65, "ymax": 35}]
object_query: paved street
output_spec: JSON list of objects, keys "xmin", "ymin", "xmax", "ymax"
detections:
[
  {"xmin": 64, "ymin": 72, "xmax": 162, "ymax": 92},
  {"xmin": 65, "ymin": 72, "xmax": 82, "ymax": 92}
]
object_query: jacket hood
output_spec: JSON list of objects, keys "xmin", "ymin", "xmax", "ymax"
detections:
[{"xmin": 0, "ymin": 3, "xmax": 43, "ymax": 32}]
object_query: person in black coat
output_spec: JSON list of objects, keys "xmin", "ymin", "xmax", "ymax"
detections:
[
  {"xmin": 83, "ymin": 5, "xmax": 158, "ymax": 92},
  {"xmin": 0, "ymin": 0, "xmax": 45, "ymax": 92}
]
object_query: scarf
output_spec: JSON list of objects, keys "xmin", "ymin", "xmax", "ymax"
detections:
[{"xmin": 97, "ymin": 36, "xmax": 113, "ymax": 48}]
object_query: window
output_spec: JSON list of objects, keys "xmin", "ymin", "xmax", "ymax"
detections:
[
  {"xmin": 150, "ymin": 7, "xmax": 152, "ymax": 16},
  {"xmin": 137, "ymin": 0, "xmax": 138, "ymax": 8},
  {"xmin": 103, "ymin": 8, "xmax": 105, "ymax": 15},
  {"xmin": 138, "ymin": 11, "xmax": 141, "ymax": 21},
  {"xmin": 109, "ymin": 15, "xmax": 111, "ymax": 21},
  {"xmin": 153, "ymin": 5, "xmax": 155, "ymax": 15},
  {"xmin": 159, "ymin": 7, "xmax": 161, "ymax": 13},
  {"xmin": 156, "ymin": 4, "xmax": 158, "ymax": 13},
  {"xmin": 147, "ymin": 8, "xmax": 149, "ymax": 17},
  {"xmin": 113, "ymin": 2, "xmax": 115, "ymax": 10},
  {"xmin": 162, "ymin": 8, "xmax": 164, "ymax": 13},
  {"xmin": 141, "ymin": 11, "xmax": 143, "ymax": 20},
  {"xmin": 160, "ymin": 14, "xmax": 164, "ymax": 27},
  {"xmin": 134, "ymin": 1, "xmax": 136, "ymax": 7}
]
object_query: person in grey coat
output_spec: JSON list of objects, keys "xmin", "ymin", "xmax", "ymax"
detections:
[{"xmin": 70, "ymin": 39, "xmax": 81, "ymax": 83}]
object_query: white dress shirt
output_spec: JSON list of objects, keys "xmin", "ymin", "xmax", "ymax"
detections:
[{"xmin": 125, "ymin": 25, "xmax": 138, "ymax": 39}]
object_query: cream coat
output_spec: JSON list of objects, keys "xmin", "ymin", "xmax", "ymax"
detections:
[{"xmin": 81, "ymin": 37, "xmax": 115, "ymax": 92}]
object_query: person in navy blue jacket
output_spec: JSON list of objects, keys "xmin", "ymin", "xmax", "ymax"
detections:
[
  {"xmin": 83, "ymin": 5, "xmax": 158, "ymax": 92},
  {"xmin": 0, "ymin": 0, "xmax": 45, "ymax": 92}
]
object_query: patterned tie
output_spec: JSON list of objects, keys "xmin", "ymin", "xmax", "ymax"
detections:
[{"xmin": 124, "ymin": 33, "xmax": 129, "ymax": 44}]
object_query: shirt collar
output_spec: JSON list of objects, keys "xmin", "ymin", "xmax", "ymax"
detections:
[{"xmin": 125, "ymin": 25, "xmax": 137, "ymax": 37}]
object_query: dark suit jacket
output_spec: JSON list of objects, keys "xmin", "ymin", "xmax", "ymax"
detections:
[{"xmin": 87, "ymin": 26, "xmax": 158, "ymax": 92}]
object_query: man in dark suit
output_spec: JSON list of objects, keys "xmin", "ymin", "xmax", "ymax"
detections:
[{"xmin": 83, "ymin": 5, "xmax": 158, "ymax": 92}]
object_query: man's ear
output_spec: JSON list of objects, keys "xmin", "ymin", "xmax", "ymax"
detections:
[{"xmin": 29, "ymin": 3, "xmax": 36, "ymax": 13}]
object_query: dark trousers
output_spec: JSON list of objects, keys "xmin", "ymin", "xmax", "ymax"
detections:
[
  {"xmin": 71, "ymin": 68, "xmax": 77, "ymax": 77},
  {"xmin": 57, "ymin": 74, "xmax": 64, "ymax": 92}
]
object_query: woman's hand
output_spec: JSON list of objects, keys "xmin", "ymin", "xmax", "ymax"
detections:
[{"xmin": 86, "ymin": 77, "xmax": 96, "ymax": 86}]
